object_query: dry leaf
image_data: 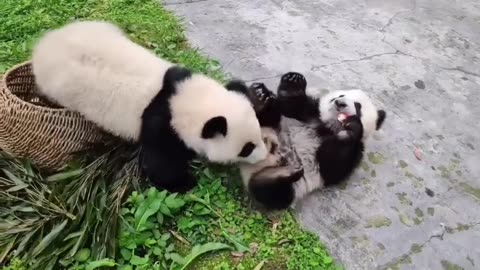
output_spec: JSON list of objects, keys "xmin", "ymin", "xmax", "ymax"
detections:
[
  {"xmin": 230, "ymin": 251, "xmax": 244, "ymax": 258},
  {"xmin": 414, "ymin": 148, "xmax": 422, "ymax": 160}
]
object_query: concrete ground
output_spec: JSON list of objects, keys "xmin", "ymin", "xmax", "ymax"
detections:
[{"xmin": 166, "ymin": 0, "xmax": 480, "ymax": 269}]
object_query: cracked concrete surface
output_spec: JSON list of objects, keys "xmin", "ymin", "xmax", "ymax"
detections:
[{"xmin": 166, "ymin": 0, "xmax": 480, "ymax": 269}]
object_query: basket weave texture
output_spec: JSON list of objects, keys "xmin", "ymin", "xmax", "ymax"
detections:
[{"xmin": 0, "ymin": 61, "xmax": 105, "ymax": 169}]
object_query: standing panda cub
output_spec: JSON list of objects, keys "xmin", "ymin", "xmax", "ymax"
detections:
[
  {"xmin": 239, "ymin": 73, "xmax": 387, "ymax": 210},
  {"xmin": 32, "ymin": 21, "xmax": 267, "ymax": 192}
]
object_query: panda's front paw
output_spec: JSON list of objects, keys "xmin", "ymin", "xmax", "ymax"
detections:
[
  {"xmin": 278, "ymin": 72, "xmax": 307, "ymax": 98},
  {"xmin": 251, "ymin": 83, "xmax": 276, "ymax": 106},
  {"xmin": 338, "ymin": 115, "xmax": 363, "ymax": 141}
]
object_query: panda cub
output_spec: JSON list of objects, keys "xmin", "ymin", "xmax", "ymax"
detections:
[
  {"xmin": 32, "ymin": 21, "xmax": 267, "ymax": 192},
  {"xmin": 242, "ymin": 72, "xmax": 387, "ymax": 210}
]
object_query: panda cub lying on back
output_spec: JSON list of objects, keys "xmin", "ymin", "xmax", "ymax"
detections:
[
  {"xmin": 238, "ymin": 72, "xmax": 387, "ymax": 210},
  {"xmin": 32, "ymin": 21, "xmax": 267, "ymax": 193}
]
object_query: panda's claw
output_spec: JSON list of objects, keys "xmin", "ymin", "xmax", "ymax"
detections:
[{"xmin": 251, "ymin": 82, "xmax": 276, "ymax": 105}]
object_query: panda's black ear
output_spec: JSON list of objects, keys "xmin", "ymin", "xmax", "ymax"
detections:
[
  {"xmin": 202, "ymin": 116, "xmax": 228, "ymax": 139},
  {"xmin": 376, "ymin": 110, "xmax": 386, "ymax": 130},
  {"xmin": 225, "ymin": 80, "xmax": 248, "ymax": 95}
]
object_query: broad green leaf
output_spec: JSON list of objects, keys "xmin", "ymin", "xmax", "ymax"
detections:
[
  {"xmin": 222, "ymin": 230, "xmax": 250, "ymax": 253},
  {"xmin": 46, "ymin": 169, "xmax": 84, "ymax": 182},
  {"xmin": 160, "ymin": 204, "xmax": 172, "ymax": 217},
  {"xmin": 32, "ymin": 220, "xmax": 68, "ymax": 256},
  {"xmin": 120, "ymin": 248, "xmax": 131, "ymax": 260},
  {"xmin": 85, "ymin": 258, "xmax": 115, "ymax": 270},
  {"xmin": 130, "ymin": 255, "xmax": 149, "ymax": 265},
  {"xmin": 135, "ymin": 198, "xmax": 162, "ymax": 231},
  {"xmin": 174, "ymin": 242, "xmax": 230, "ymax": 270},
  {"xmin": 153, "ymin": 247, "xmax": 163, "ymax": 256},
  {"xmin": 74, "ymin": 248, "xmax": 91, "ymax": 262},
  {"xmin": 168, "ymin": 253, "xmax": 186, "ymax": 265}
]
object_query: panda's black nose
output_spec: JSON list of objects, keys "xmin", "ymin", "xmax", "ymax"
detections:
[{"xmin": 335, "ymin": 100, "xmax": 346, "ymax": 108}]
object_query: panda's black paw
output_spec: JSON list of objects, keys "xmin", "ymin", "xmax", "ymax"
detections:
[
  {"xmin": 338, "ymin": 115, "xmax": 363, "ymax": 141},
  {"xmin": 251, "ymin": 82, "xmax": 276, "ymax": 106},
  {"xmin": 278, "ymin": 72, "xmax": 307, "ymax": 98}
]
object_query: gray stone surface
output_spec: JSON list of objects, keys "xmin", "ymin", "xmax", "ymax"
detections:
[{"xmin": 166, "ymin": 0, "xmax": 480, "ymax": 269}]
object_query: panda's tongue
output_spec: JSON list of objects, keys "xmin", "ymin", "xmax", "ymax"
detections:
[{"xmin": 337, "ymin": 113, "xmax": 348, "ymax": 122}]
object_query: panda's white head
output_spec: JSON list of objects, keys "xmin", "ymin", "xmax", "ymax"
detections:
[
  {"xmin": 319, "ymin": 89, "xmax": 386, "ymax": 138},
  {"xmin": 169, "ymin": 74, "xmax": 268, "ymax": 165}
]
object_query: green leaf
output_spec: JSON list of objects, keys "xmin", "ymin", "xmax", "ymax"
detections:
[
  {"xmin": 118, "ymin": 265, "xmax": 133, "ymax": 270},
  {"xmin": 135, "ymin": 197, "xmax": 162, "ymax": 231},
  {"xmin": 153, "ymin": 247, "xmax": 163, "ymax": 256},
  {"xmin": 2, "ymin": 169, "xmax": 26, "ymax": 186},
  {"xmin": 221, "ymin": 230, "xmax": 250, "ymax": 253},
  {"xmin": 160, "ymin": 204, "xmax": 172, "ymax": 217},
  {"xmin": 165, "ymin": 196, "xmax": 185, "ymax": 210},
  {"xmin": 85, "ymin": 258, "xmax": 116, "ymax": 270},
  {"xmin": 120, "ymin": 248, "xmax": 131, "ymax": 260},
  {"xmin": 156, "ymin": 212, "xmax": 164, "ymax": 225},
  {"xmin": 46, "ymin": 169, "xmax": 84, "ymax": 182},
  {"xmin": 173, "ymin": 242, "xmax": 230, "ymax": 270},
  {"xmin": 32, "ymin": 219, "xmax": 68, "ymax": 256},
  {"xmin": 168, "ymin": 253, "xmax": 186, "ymax": 265},
  {"xmin": 74, "ymin": 248, "xmax": 91, "ymax": 262},
  {"xmin": 130, "ymin": 255, "xmax": 149, "ymax": 265},
  {"xmin": 253, "ymin": 260, "xmax": 266, "ymax": 270},
  {"xmin": 323, "ymin": 256, "xmax": 333, "ymax": 265},
  {"xmin": 6, "ymin": 183, "xmax": 29, "ymax": 192}
]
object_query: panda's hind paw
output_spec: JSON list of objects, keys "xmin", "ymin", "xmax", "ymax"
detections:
[{"xmin": 278, "ymin": 72, "xmax": 307, "ymax": 97}]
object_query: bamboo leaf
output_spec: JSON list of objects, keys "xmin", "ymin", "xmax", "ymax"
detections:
[
  {"xmin": 32, "ymin": 220, "xmax": 68, "ymax": 256},
  {"xmin": 2, "ymin": 169, "xmax": 25, "ymax": 186},
  {"xmin": 6, "ymin": 183, "xmax": 29, "ymax": 192},
  {"xmin": 15, "ymin": 227, "xmax": 38, "ymax": 256},
  {"xmin": 46, "ymin": 169, "xmax": 84, "ymax": 182},
  {"xmin": 0, "ymin": 236, "xmax": 16, "ymax": 263}
]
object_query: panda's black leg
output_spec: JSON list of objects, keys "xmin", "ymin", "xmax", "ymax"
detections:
[
  {"xmin": 249, "ymin": 83, "xmax": 282, "ymax": 129},
  {"xmin": 316, "ymin": 135, "xmax": 364, "ymax": 187},
  {"xmin": 277, "ymin": 72, "xmax": 319, "ymax": 122},
  {"xmin": 139, "ymin": 147, "xmax": 196, "ymax": 193}
]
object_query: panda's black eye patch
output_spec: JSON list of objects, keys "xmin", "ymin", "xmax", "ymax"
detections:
[
  {"xmin": 238, "ymin": 142, "xmax": 256, "ymax": 157},
  {"xmin": 339, "ymin": 95, "xmax": 345, "ymax": 98}
]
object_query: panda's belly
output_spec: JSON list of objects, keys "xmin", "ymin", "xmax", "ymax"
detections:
[{"xmin": 279, "ymin": 117, "xmax": 322, "ymax": 184}]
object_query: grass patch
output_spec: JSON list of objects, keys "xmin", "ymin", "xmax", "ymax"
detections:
[{"xmin": 0, "ymin": 0, "xmax": 339, "ymax": 269}]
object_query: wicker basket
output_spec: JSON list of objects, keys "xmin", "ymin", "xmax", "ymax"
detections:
[{"xmin": 0, "ymin": 61, "xmax": 105, "ymax": 169}]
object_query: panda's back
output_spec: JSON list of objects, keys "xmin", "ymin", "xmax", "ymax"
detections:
[{"xmin": 32, "ymin": 21, "xmax": 173, "ymax": 140}]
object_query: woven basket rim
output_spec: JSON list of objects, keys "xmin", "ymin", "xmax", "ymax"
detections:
[{"xmin": 1, "ymin": 60, "xmax": 69, "ymax": 113}]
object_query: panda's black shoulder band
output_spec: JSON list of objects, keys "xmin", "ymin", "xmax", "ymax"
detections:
[{"xmin": 164, "ymin": 66, "xmax": 192, "ymax": 87}]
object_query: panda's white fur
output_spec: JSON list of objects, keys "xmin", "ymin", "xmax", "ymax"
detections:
[
  {"xmin": 32, "ymin": 21, "xmax": 268, "ymax": 192},
  {"xmin": 32, "ymin": 21, "xmax": 166, "ymax": 141}
]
